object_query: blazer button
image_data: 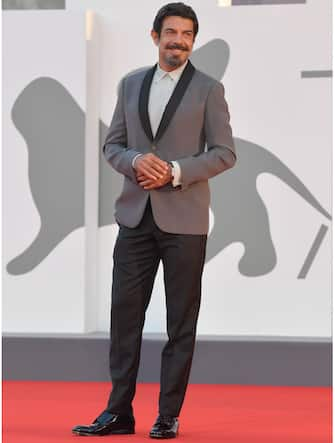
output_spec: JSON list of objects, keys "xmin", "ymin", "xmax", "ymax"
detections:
[{"xmin": 152, "ymin": 144, "xmax": 156, "ymax": 151}]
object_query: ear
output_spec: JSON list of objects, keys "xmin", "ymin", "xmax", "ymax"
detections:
[{"xmin": 151, "ymin": 29, "xmax": 160, "ymax": 46}]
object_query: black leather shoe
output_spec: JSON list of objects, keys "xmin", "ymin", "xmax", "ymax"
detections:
[
  {"xmin": 72, "ymin": 410, "xmax": 135, "ymax": 436},
  {"xmin": 149, "ymin": 415, "xmax": 179, "ymax": 439}
]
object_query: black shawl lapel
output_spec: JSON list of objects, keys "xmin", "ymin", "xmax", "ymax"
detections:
[
  {"xmin": 138, "ymin": 64, "xmax": 157, "ymax": 143},
  {"xmin": 154, "ymin": 60, "xmax": 195, "ymax": 143},
  {"xmin": 138, "ymin": 60, "xmax": 196, "ymax": 144}
]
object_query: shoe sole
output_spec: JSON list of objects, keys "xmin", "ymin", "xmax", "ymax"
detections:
[
  {"xmin": 149, "ymin": 431, "xmax": 178, "ymax": 439},
  {"xmin": 72, "ymin": 429, "xmax": 135, "ymax": 436}
]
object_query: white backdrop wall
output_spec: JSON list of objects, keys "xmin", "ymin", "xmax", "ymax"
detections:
[
  {"xmin": 3, "ymin": 1, "xmax": 332, "ymax": 337},
  {"xmin": 3, "ymin": 11, "xmax": 88, "ymax": 332}
]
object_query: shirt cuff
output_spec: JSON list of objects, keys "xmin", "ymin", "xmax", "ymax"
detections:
[
  {"xmin": 132, "ymin": 153, "xmax": 142, "ymax": 169},
  {"xmin": 171, "ymin": 161, "xmax": 182, "ymax": 187}
]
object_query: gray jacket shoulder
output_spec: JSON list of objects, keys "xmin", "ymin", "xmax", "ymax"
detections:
[
  {"xmin": 116, "ymin": 66, "xmax": 150, "ymax": 95},
  {"xmin": 123, "ymin": 66, "xmax": 150, "ymax": 84},
  {"xmin": 192, "ymin": 67, "xmax": 223, "ymax": 91}
]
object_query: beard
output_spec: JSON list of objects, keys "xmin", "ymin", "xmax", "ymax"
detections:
[
  {"xmin": 163, "ymin": 53, "xmax": 185, "ymax": 68},
  {"xmin": 163, "ymin": 43, "xmax": 189, "ymax": 68}
]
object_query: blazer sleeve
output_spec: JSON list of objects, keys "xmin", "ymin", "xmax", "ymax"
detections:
[
  {"xmin": 102, "ymin": 78, "xmax": 142, "ymax": 183},
  {"xmin": 177, "ymin": 81, "xmax": 236, "ymax": 191}
]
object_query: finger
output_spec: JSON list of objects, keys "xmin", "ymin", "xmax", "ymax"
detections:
[
  {"xmin": 142, "ymin": 156, "xmax": 168, "ymax": 173},
  {"xmin": 139, "ymin": 179, "xmax": 155, "ymax": 187},
  {"xmin": 137, "ymin": 169, "xmax": 161, "ymax": 179},
  {"xmin": 146, "ymin": 153, "xmax": 169, "ymax": 167},
  {"xmin": 139, "ymin": 161, "xmax": 162, "ymax": 175},
  {"xmin": 144, "ymin": 177, "xmax": 169, "ymax": 189},
  {"xmin": 134, "ymin": 160, "xmax": 158, "ymax": 179},
  {"xmin": 144, "ymin": 178, "xmax": 165, "ymax": 189},
  {"xmin": 137, "ymin": 157, "xmax": 169, "ymax": 178},
  {"xmin": 148, "ymin": 160, "xmax": 169, "ymax": 175},
  {"xmin": 151, "ymin": 156, "xmax": 169, "ymax": 170},
  {"xmin": 136, "ymin": 174, "xmax": 147, "ymax": 181},
  {"xmin": 138, "ymin": 166, "xmax": 160, "ymax": 180}
]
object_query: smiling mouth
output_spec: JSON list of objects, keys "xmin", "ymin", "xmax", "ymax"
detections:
[{"xmin": 167, "ymin": 46, "xmax": 187, "ymax": 52}]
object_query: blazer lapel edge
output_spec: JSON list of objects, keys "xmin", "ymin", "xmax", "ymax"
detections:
[
  {"xmin": 138, "ymin": 64, "xmax": 157, "ymax": 143},
  {"xmin": 154, "ymin": 60, "xmax": 196, "ymax": 143}
]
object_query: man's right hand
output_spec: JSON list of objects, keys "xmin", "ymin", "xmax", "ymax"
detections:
[{"xmin": 134, "ymin": 153, "xmax": 169, "ymax": 181}]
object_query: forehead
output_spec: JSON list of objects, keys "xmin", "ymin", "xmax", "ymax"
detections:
[{"xmin": 161, "ymin": 15, "xmax": 194, "ymax": 31}]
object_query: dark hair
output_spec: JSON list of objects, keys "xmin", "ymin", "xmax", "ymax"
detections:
[{"xmin": 153, "ymin": 2, "xmax": 199, "ymax": 39}]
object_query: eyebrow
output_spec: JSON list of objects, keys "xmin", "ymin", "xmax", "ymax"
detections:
[{"xmin": 164, "ymin": 28, "xmax": 194, "ymax": 34}]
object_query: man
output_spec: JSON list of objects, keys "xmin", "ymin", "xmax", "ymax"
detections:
[{"xmin": 72, "ymin": 2, "xmax": 236, "ymax": 439}]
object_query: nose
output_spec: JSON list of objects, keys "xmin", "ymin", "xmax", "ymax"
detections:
[{"xmin": 173, "ymin": 32, "xmax": 183, "ymax": 43}]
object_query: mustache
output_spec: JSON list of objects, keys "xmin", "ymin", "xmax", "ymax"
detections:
[{"xmin": 166, "ymin": 43, "xmax": 188, "ymax": 51}]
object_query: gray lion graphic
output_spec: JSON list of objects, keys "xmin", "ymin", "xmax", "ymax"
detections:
[{"xmin": 7, "ymin": 39, "xmax": 331, "ymax": 276}]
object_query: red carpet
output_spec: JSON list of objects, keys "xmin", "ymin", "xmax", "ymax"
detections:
[{"xmin": 3, "ymin": 381, "xmax": 331, "ymax": 442}]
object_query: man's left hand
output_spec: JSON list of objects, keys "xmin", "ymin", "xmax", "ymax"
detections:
[{"xmin": 137, "ymin": 166, "xmax": 173, "ymax": 190}]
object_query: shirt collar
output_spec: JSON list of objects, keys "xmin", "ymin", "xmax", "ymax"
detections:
[{"xmin": 154, "ymin": 59, "xmax": 189, "ymax": 83}]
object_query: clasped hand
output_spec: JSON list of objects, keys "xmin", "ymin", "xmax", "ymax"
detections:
[{"xmin": 134, "ymin": 153, "xmax": 172, "ymax": 190}]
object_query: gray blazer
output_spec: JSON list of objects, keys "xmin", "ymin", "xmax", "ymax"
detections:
[{"xmin": 103, "ymin": 60, "xmax": 236, "ymax": 235}]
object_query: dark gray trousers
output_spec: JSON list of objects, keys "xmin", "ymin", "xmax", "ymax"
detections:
[{"xmin": 106, "ymin": 199, "xmax": 207, "ymax": 417}]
